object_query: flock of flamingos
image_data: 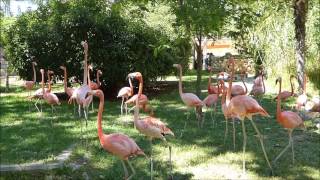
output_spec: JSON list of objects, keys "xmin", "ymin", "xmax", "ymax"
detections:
[{"xmin": 22, "ymin": 41, "xmax": 319, "ymax": 179}]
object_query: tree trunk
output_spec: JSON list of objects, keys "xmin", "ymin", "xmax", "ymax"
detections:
[
  {"xmin": 195, "ymin": 43, "xmax": 202, "ymax": 97},
  {"xmin": 293, "ymin": 0, "xmax": 308, "ymax": 93}
]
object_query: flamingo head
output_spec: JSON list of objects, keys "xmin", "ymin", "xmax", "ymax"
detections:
[
  {"xmin": 275, "ymin": 77, "xmax": 282, "ymax": 85},
  {"xmin": 32, "ymin": 62, "xmax": 37, "ymax": 66},
  {"xmin": 128, "ymin": 72, "xmax": 142, "ymax": 81},
  {"xmin": 81, "ymin": 40, "xmax": 88, "ymax": 52},
  {"xmin": 173, "ymin": 64, "xmax": 181, "ymax": 69},
  {"xmin": 88, "ymin": 64, "xmax": 93, "ymax": 70},
  {"xmin": 97, "ymin": 70, "xmax": 102, "ymax": 76},
  {"xmin": 40, "ymin": 69, "xmax": 44, "ymax": 73},
  {"xmin": 47, "ymin": 70, "xmax": 54, "ymax": 76},
  {"xmin": 88, "ymin": 89, "xmax": 104, "ymax": 98},
  {"xmin": 59, "ymin": 66, "xmax": 66, "ymax": 70}
]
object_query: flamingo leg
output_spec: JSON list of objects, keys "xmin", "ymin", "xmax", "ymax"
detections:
[
  {"xmin": 34, "ymin": 98, "xmax": 41, "ymax": 113},
  {"xmin": 78, "ymin": 105, "xmax": 81, "ymax": 117},
  {"xmin": 83, "ymin": 106, "xmax": 88, "ymax": 126},
  {"xmin": 249, "ymin": 119, "xmax": 273, "ymax": 174},
  {"xmin": 241, "ymin": 119, "xmax": 247, "ymax": 174},
  {"xmin": 150, "ymin": 140, "xmax": 153, "ymax": 180},
  {"xmin": 233, "ymin": 118, "xmax": 236, "ymax": 150},
  {"xmin": 73, "ymin": 102, "xmax": 76, "ymax": 116},
  {"xmin": 291, "ymin": 131, "xmax": 294, "ymax": 164},
  {"xmin": 91, "ymin": 99, "xmax": 94, "ymax": 112},
  {"xmin": 125, "ymin": 97, "xmax": 128, "ymax": 115},
  {"xmin": 169, "ymin": 146, "xmax": 173, "ymax": 179},
  {"xmin": 127, "ymin": 160, "xmax": 136, "ymax": 180},
  {"xmin": 121, "ymin": 160, "xmax": 129, "ymax": 180},
  {"xmin": 223, "ymin": 117, "xmax": 228, "ymax": 146},
  {"xmin": 121, "ymin": 97, "xmax": 124, "ymax": 115},
  {"xmin": 273, "ymin": 130, "xmax": 293, "ymax": 164}
]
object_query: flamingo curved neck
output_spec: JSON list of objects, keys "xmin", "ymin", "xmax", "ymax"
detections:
[
  {"xmin": 41, "ymin": 72, "xmax": 44, "ymax": 94},
  {"xmin": 178, "ymin": 66, "xmax": 183, "ymax": 96},
  {"xmin": 88, "ymin": 67, "xmax": 91, "ymax": 87},
  {"xmin": 276, "ymin": 80, "xmax": 282, "ymax": 120},
  {"xmin": 32, "ymin": 64, "xmax": 36, "ymax": 83},
  {"xmin": 241, "ymin": 75, "xmax": 248, "ymax": 94},
  {"xmin": 290, "ymin": 76, "xmax": 294, "ymax": 96},
  {"xmin": 138, "ymin": 77, "xmax": 143, "ymax": 97},
  {"xmin": 63, "ymin": 69, "xmax": 67, "ymax": 93},
  {"xmin": 97, "ymin": 93, "xmax": 105, "ymax": 144},
  {"xmin": 47, "ymin": 72, "xmax": 51, "ymax": 92},
  {"xmin": 97, "ymin": 71, "xmax": 100, "ymax": 87},
  {"xmin": 128, "ymin": 78, "xmax": 133, "ymax": 96},
  {"xmin": 262, "ymin": 75, "xmax": 265, "ymax": 94},
  {"xmin": 83, "ymin": 51, "xmax": 88, "ymax": 85},
  {"xmin": 226, "ymin": 61, "xmax": 234, "ymax": 106}
]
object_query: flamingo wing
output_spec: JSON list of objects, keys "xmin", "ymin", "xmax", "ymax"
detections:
[
  {"xmin": 278, "ymin": 111, "xmax": 303, "ymax": 129},
  {"xmin": 117, "ymin": 87, "xmax": 131, "ymax": 97},
  {"xmin": 103, "ymin": 133, "xmax": 144, "ymax": 160},
  {"xmin": 228, "ymin": 95, "xmax": 269, "ymax": 119},
  {"xmin": 181, "ymin": 93, "xmax": 203, "ymax": 107}
]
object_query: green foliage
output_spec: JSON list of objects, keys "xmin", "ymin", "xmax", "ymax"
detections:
[
  {"xmin": 225, "ymin": 0, "xmax": 320, "ymax": 90},
  {"xmin": 4, "ymin": 0, "xmax": 190, "ymax": 91}
]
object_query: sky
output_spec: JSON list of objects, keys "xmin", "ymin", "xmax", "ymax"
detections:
[{"xmin": 1, "ymin": 0, "xmax": 38, "ymax": 17}]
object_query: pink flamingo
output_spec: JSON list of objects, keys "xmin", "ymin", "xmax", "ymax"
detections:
[
  {"xmin": 295, "ymin": 74, "xmax": 308, "ymax": 110},
  {"xmin": 42, "ymin": 69, "xmax": 61, "ymax": 113},
  {"xmin": 273, "ymin": 77, "xmax": 304, "ymax": 164},
  {"xmin": 60, "ymin": 66, "xmax": 76, "ymax": 114},
  {"xmin": 90, "ymin": 89, "xmax": 146, "ymax": 180},
  {"xmin": 207, "ymin": 66, "xmax": 219, "ymax": 94},
  {"xmin": 125, "ymin": 72, "xmax": 153, "ymax": 116},
  {"xmin": 274, "ymin": 75, "xmax": 295, "ymax": 101},
  {"xmin": 225, "ymin": 57, "xmax": 273, "ymax": 174},
  {"xmin": 133, "ymin": 81, "xmax": 174, "ymax": 179},
  {"xmin": 88, "ymin": 65, "xmax": 102, "ymax": 90},
  {"xmin": 203, "ymin": 92, "xmax": 219, "ymax": 127},
  {"xmin": 68, "ymin": 41, "xmax": 93, "ymax": 123},
  {"xmin": 250, "ymin": 70, "xmax": 266, "ymax": 98},
  {"xmin": 24, "ymin": 61, "xmax": 37, "ymax": 97},
  {"xmin": 230, "ymin": 74, "xmax": 248, "ymax": 96},
  {"xmin": 117, "ymin": 77, "xmax": 133, "ymax": 115},
  {"xmin": 173, "ymin": 64, "xmax": 204, "ymax": 129},
  {"xmin": 219, "ymin": 79, "xmax": 237, "ymax": 150},
  {"xmin": 88, "ymin": 64, "xmax": 103, "ymax": 111}
]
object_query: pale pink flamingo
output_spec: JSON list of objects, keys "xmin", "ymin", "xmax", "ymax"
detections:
[
  {"xmin": 295, "ymin": 74, "xmax": 308, "ymax": 110},
  {"xmin": 133, "ymin": 90, "xmax": 174, "ymax": 179},
  {"xmin": 60, "ymin": 66, "xmax": 76, "ymax": 114},
  {"xmin": 68, "ymin": 41, "xmax": 93, "ymax": 123},
  {"xmin": 225, "ymin": 57, "xmax": 273, "ymax": 174},
  {"xmin": 117, "ymin": 77, "xmax": 133, "ymax": 115},
  {"xmin": 305, "ymin": 96, "xmax": 320, "ymax": 112},
  {"xmin": 207, "ymin": 66, "xmax": 219, "ymax": 94},
  {"xmin": 42, "ymin": 69, "xmax": 60, "ymax": 113},
  {"xmin": 88, "ymin": 64, "xmax": 103, "ymax": 111},
  {"xmin": 203, "ymin": 92, "xmax": 219, "ymax": 127},
  {"xmin": 274, "ymin": 75, "xmax": 295, "ymax": 100},
  {"xmin": 173, "ymin": 64, "xmax": 204, "ymax": 129},
  {"xmin": 273, "ymin": 77, "xmax": 304, "ymax": 164},
  {"xmin": 250, "ymin": 70, "xmax": 266, "ymax": 99},
  {"xmin": 89, "ymin": 89, "xmax": 146, "ymax": 180},
  {"xmin": 125, "ymin": 72, "xmax": 153, "ymax": 116},
  {"xmin": 24, "ymin": 61, "xmax": 37, "ymax": 96}
]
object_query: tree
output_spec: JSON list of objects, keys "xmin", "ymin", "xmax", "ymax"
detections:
[
  {"xmin": 293, "ymin": 0, "xmax": 308, "ymax": 92},
  {"xmin": 171, "ymin": 0, "xmax": 227, "ymax": 96}
]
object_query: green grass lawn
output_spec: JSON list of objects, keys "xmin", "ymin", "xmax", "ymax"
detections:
[{"xmin": 0, "ymin": 73, "xmax": 319, "ymax": 179}]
